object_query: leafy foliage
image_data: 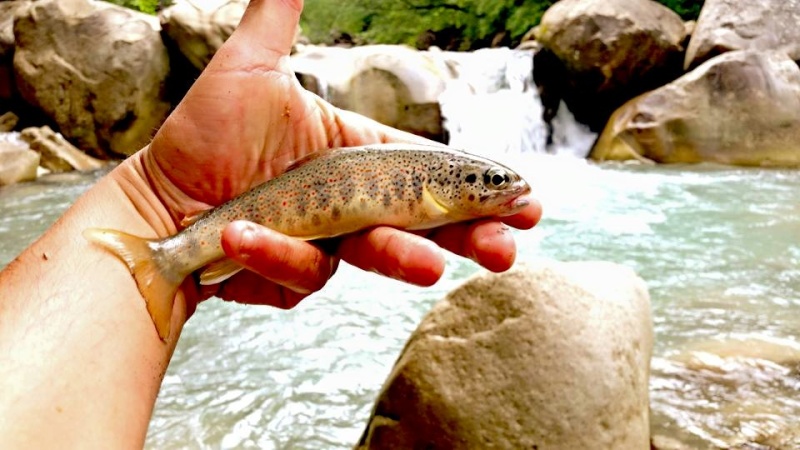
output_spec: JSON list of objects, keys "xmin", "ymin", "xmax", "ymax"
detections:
[
  {"xmin": 101, "ymin": 0, "xmax": 171, "ymax": 15},
  {"xmin": 301, "ymin": 0, "xmax": 702, "ymax": 50},
  {"xmin": 654, "ymin": 0, "xmax": 704, "ymax": 20}
]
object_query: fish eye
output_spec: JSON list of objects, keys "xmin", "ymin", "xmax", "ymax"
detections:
[{"xmin": 483, "ymin": 168, "xmax": 511, "ymax": 189}]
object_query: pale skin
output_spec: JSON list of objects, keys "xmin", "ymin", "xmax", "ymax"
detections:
[{"xmin": 0, "ymin": 0, "xmax": 542, "ymax": 447}]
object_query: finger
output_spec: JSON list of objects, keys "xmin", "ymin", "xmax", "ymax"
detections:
[
  {"xmin": 500, "ymin": 199, "xmax": 543, "ymax": 230},
  {"xmin": 234, "ymin": 0, "xmax": 302, "ymax": 57},
  {"xmin": 221, "ymin": 221, "xmax": 337, "ymax": 295},
  {"xmin": 216, "ymin": 269, "xmax": 307, "ymax": 309},
  {"xmin": 337, "ymin": 227, "xmax": 446, "ymax": 287},
  {"xmin": 427, "ymin": 221, "xmax": 518, "ymax": 273}
]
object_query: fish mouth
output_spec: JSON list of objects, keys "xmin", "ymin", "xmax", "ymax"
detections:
[{"xmin": 503, "ymin": 181, "xmax": 532, "ymax": 213}]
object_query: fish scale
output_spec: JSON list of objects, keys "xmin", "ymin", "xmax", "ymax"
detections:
[{"xmin": 83, "ymin": 143, "xmax": 531, "ymax": 340}]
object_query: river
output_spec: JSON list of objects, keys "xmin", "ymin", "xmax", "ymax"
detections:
[{"xmin": 0, "ymin": 48, "xmax": 798, "ymax": 449}]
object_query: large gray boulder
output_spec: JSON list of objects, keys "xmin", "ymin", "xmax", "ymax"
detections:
[
  {"xmin": 292, "ymin": 45, "xmax": 447, "ymax": 142},
  {"xmin": 159, "ymin": 0, "xmax": 246, "ymax": 72},
  {"xmin": 591, "ymin": 50, "xmax": 800, "ymax": 167},
  {"xmin": 13, "ymin": 0, "xmax": 171, "ymax": 157},
  {"xmin": 358, "ymin": 261, "xmax": 654, "ymax": 450},
  {"xmin": 685, "ymin": 0, "xmax": 800, "ymax": 70},
  {"xmin": 534, "ymin": 0, "xmax": 685, "ymax": 131}
]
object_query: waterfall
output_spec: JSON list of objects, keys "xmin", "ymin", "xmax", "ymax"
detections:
[
  {"xmin": 290, "ymin": 45, "xmax": 596, "ymax": 158},
  {"xmin": 433, "ymin": 47, "xmax": 595, "ymax": 158}
]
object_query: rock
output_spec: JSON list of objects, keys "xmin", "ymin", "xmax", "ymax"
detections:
[
  {"xmin": 0, "ymin": 1, "xmax": 29, "ymax": 106},
  {"xmin": 534, "ymin": 0, "xmax": 685, "ymax": 131},
  {"xmin": 685, "ymin": 0, "xmax": 800, "ymax": 70},
  {"xmin": 13, "ymin": 0, "xmax": 171, "ymax": 157},
  {"xmin": 292, "ymin": 45, "xmax": 448, "ymax": 142},
  {"xmin": 20, "ymin": 125, "xmax": 105, "ymax": 172},
  {"xmin": 357, "ymin": 261, "xmax": 654, "ymax": 450},
  {"xmin": 590, "ymin": 50, "xmax": 800, "ymax": 167},
  {"xmin": 0, "ymin": 140, "xmax": 38, "ymax": 185},
  {"xmin": 159, "ymin": 0, "xmax": 246, "ymax": 72},
  {"xmin": 0, "ymin": 111, "xmax": 17, "ymax": 132}
]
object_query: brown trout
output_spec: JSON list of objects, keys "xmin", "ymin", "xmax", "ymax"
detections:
[{"xmin": 84, "ymin": 143, "xmax": 531, "ymax": 339}]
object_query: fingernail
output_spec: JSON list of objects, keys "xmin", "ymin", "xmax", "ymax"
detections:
[{"xmin": 237, "ymin": 222, "xmax": 258, "ymax": 254}]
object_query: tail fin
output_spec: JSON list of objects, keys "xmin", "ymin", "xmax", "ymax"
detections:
[{"xmin": 83, "ymin": 228, "xmax": 180, "ymax": 340}]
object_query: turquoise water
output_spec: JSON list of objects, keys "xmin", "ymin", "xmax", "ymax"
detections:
[{"xmin": 0, "ymin": 156, "xmax": 798, "ymax": 449}]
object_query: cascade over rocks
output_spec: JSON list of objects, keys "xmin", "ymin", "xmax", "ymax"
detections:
[
  {"xmin": 591, "ymin": 51, "xmax": 800, "ymax": 167},
  {"xmin": 358, "ymin": 261, "xmax": 653, "ymax": 450},
  {"xmin": 13, "ymin": 0, "xmax": 170, "ymax": 157},
  {"xmin": 685, "ymin": 0, "xmax": 800, "ymax": 70},
  {"xmin": 534, "ymin": 0, "xmax": 685, "ymax": 132}
]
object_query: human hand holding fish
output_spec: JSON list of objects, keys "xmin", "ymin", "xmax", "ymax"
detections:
[
  {"xmin": 0, "ymin": 0, "xmax": 540, "ymax": 446},
  {"xmin": 84, "ymin": 0, "xmax": 541, "ymax": 339}
]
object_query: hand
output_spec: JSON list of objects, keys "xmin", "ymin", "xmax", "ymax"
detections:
[{"xmin": 116, "ymin": 0, "xmax": 542, "ymax": 314}]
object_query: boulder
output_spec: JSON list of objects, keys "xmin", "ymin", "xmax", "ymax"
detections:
[
  {"xmin": 0, "ymin": 1, "xmax": 29, "ymax": 106},
  {"xmin": 591, "ymin": 50, "xmax": 800, "ymax": 167},
  {"xmin": 534, "ymin": 0, "xmax": 685, "ymax": 131},
  {"xmin": 159, "ymin": 0, "xmax": 245, "ymax": 72},
  {"xmin": 292, "ymin": 45, "xmax": 448, "ymax": 142},
  {"xmin": 13, "ymin": 0, "xmax": 171, "ymax": 157},
  {"xmin": 685, "ymin": 0, "xmax": 800, "ymax": 70},
  {"xmin": 0, "ymin": 139, "xmax": 38, "ymax": 185},
  {"xmin": 20, "ymin": 125, "xmax": 105, "ymax": 172},
  {"xmin": 357, "ymin": 261, "xmax": 654, "ymax": 450}
]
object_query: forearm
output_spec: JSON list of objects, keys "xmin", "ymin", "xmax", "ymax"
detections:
[{"xmin": 0, "ymin": 155, "xmax": 183, "ymax": 447}]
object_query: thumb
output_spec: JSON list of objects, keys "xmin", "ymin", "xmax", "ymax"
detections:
[{"xmin": 231, "ymin": 0, "xmax": 302, "ymax": 57}]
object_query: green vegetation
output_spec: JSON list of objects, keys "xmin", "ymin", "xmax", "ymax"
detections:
[
  {"xmin": 102, "ymin": 0, "xmax": 703, "ymax": 48},
  {"xmin": 102, "ymin": 0, "xmax": 168, "ymax": 15},
  {"xmin": 301, "ymin": 0, "xmax": 704, "ymax": 50}
]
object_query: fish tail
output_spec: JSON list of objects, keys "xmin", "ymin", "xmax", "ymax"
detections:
[{"xmin": 83, "ymin": 228, "xmax": 179, "ymax": 340}]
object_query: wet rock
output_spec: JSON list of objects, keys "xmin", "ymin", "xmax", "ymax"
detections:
[
  {"xmin": 292, "ymin": 45, "xmax": 447, "ymax": 142},
  {"xmin": 685, "ymin": 0, "xmax": 800, "ymax": 70},
  {"xmin": 0, "ymin": 1, "xmax": 29, "ymax": 106},
  {"xmin": 358, "ymin": 261, "xmax": 653, "ymax": 450},
  {"xmin": 159, "ymin": 0, "xmax": 245, "ymax": 71},
  {"xmin": 20, "ymin": 126, "xmax": 105, "ymax": 172},
  {"xmin": 0, "ymin": 111, "xmax": 17, "ymax": 132},
  {"xmin": 13, "ymin": 0, "xmax": 170, "ymax": 157},
  {"xmin": 591, "ymin": 51, "xmax": 800, "ymax": 167},
  {"xmin": 0, "ymin": 140, "xmax": 38, "ymax": 185},
  {"xmin": 534, "ymin": 0, "xmax": 685, "ymax": 131}
]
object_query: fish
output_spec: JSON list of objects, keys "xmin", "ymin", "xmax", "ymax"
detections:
[{"xmin": 83, "ymin": 143, "xmax": 532, "ymax": 340}]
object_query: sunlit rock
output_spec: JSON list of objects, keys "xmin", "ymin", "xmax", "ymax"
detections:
[
  {"xmin": 534, "ymin": 0, "xmax": 685, "ymax": 131},
  {"xmin": 357, "ymin": 261, "xmax": 653, "ymax": 450},
  {"xmin": 159, "ymin": 0, "xmax": 245, "ymax": 71},
  {"xmin": 0, "ymin": 140, "xmax": 38, "ymax": 185},
  {"xmin": 13, "ymin": 0, "xmax": 170, "ymax": 157},
  {"xmin": 20, "ymin": 126, "xmax": 105, "ymax": 172},
  {"xmin": 591, "ymin": 50, "xmax": 800, "ymax": 167},
  {"xmin": 685, "ymin": 0, "xmax": 800, "ymax": 70},
  {"xmin": 292, "ymin": 45, "xmax": 448, "ymax": 141}
]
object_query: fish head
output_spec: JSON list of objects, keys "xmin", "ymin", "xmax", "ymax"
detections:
[{"xmin": 426, "ymin": 154, "xmax": 532, "ymax": 220}]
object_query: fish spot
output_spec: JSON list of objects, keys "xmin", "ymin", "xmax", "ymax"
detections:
[
  {"xmin": 332, "ymin": 206, "xmax": 341, "ymax": 221},
  {"xmin": 311, "ymin": 214, "xmax": 321, "ymax": 227},
  {"xmin": 465, "ymin": 173, "xmax": 477, "ymax": 184},
  {"xmin": 468, "ymin": 194, "xmax": 475, "ymax": 201}
]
